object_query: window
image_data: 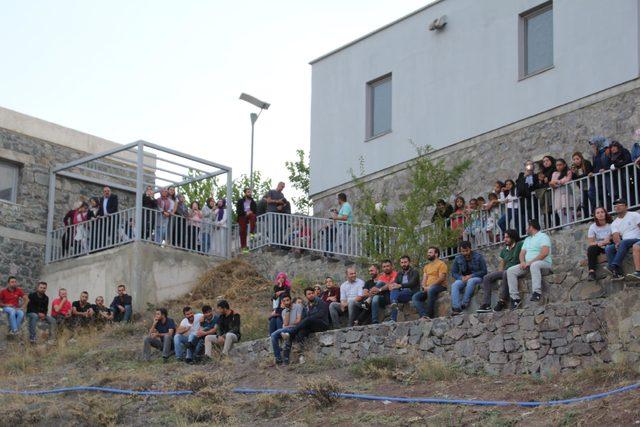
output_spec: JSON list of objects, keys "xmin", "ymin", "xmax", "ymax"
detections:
[
  {"xmin": 366, "ymin": 74, "xmax": 392, "ymax": 139},
  {"xmin": 520, "ymin": 2, "xmax": 553, "ymax": 78},
  {"xmin": 0, "ymin": 160, "xmax": 19, "ymax": 203}
]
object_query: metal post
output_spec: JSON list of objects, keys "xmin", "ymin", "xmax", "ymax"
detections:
[
  {"xmin": 45, "ymin": 172, "xmax": 57, "ymax": 263},
  {"xmin": 226, "ymin": 169, "xmax": 233, "ymax": 258},
  {"xmin": 134, "ymin": 142, "xmax": 145, "ymax": 241},
  {"xmin": 249, "ymin": 113, "xmax": 257, "ymax": 192}
]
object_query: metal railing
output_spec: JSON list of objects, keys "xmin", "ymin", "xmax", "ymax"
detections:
[{"xmin": 48, "ymin": 207, "xmax": 229, "ymax": 262}]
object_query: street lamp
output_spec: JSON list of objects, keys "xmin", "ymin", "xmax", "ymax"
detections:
[{"xmin": 239, "ymin": 92, "xmax": 270, "ymax": 191}]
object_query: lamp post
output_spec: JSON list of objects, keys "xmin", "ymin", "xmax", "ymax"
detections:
[{"xmin": 239, "ymin": 93, "xmax": 270, "ymax": 192}]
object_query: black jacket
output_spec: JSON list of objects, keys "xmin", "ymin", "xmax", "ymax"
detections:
[
  {"xmin": 516, "ymin": 173, "xmax": 538, "ymax": 199},
  {"xmin": 99, "ymin": 195, "xmax": 119, "ymax": 216},
  {"xmin": 236, "ymin": 197, "xmax": 257, "ymax": 218},
  {"xmin": 110, "ymin": 294, "xmax": 132, "ymax": 311},
  {"xmin": 142, "ymin": 194, "xmax": 157, "ymax": 210},
  {"xmin": 395, "ymin": 267, "xmax": 420, "ymax": 293},
  {"xmin": 217, "ymin": 311, "xmax": 241, "ymax": 340},
  {"xmin": 27, "ymin": 292, "xmax": 49, "ymax": 315},
  {"xmin": 306, "ymin": 297, "xmax": 330, "ymax": 326}
]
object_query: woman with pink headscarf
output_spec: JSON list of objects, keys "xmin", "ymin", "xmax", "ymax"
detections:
[{"xmin": 268, "ymin": 272, "xmax": 291, "ymax": 334}]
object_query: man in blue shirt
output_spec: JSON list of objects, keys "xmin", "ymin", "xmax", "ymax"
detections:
[
  {"xmin": 324, "ymin": 193, "xmax": 353, "ymax": 256},
  {"xmin": 142, "ymin": 308, "xmax": 176, "ymax": 362},
  {"xmin": 450, "ymin": 241, "xmax": 487, "ymax": 315}
]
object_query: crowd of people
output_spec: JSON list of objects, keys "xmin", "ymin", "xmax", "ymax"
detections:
[{"xmin": 0, "ymin": 277, "xmax": 132, "ymax": 343}]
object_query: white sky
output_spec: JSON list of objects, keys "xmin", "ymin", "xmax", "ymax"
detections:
[{"xmin": 0, "ymin": 0, "xmax": 430, "ymax": 195}]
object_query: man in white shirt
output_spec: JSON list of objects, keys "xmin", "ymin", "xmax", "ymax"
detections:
[
  {"xmin": 173, "ymin": 306, "xmax": 203, "ymax": 363},
  {"xmin": 605, "ymin": 199, "xmax": 640, "ymax": 280},
  {"xmin": 328, "ymin": 267, "xmax": 364, "ymax": 328}
]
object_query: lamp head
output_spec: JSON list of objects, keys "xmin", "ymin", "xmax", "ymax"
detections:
[{"xmin": 239, "ymin": 93, "xmax": 270, "ymax": 110}]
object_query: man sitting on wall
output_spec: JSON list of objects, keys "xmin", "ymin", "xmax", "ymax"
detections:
[
  {"xmin": 450, "ymin": 241, "xmax": 487, "ymax": 315},
  {"xmin": 412, "ymin": 247, "xmax": 448, "ymax": 319},
  {"xmin": 370, "ymin": 259, "xmax": 398, "ymax": 324},
  {"xmin": 51, "ymin": 288, "xmax": 73, "ymax": 327},
  {"xmin": 142, "ymin": 308, "xmax": 176, "ymax": 362},
  {"xmin": 193, "ymin": 304, "xmax": 219, "ymax": 361},
  {"xmin": 604, "ymin": 199, "xmax": 640, "ymax": 280},
  {"xmin": 92, "ymin": 296, "xmax": 114, "ymax": 322},
  {"xmin": 387, "ymin": 255, "xmax": 421, "ymax": 322},
  {"xmin": 320, "ymin": 276, "xmax": 339, "ymax": 306},
  {"xmin": 204, "ymin": 300, "xmax": 241, "ymax": 357},
  {"xmin": 26, "ymin": 281, "xmax": 56, "ymax": 344},
  {"xmin": 71, "ymin": 291, "xmax": 95, "ymax": 327},
  {"xmin": 506, "ymin": 219, "xmax": 553, "ymax": 309},
  {"xmin": 353, "ymin": 264, "xmax": 380, "ymax": 326},
  {"xmin": 329, "ymin": 267, "xmax": 364, "ymax": 328},
  {"xmin": 110, "ymin": 285, "xmax": 132, "ymax": 322},
  {"xmin": 0, "ymin": 276, "xmax": 25, "ymax": 336},
  {"xmin": 270, "ymin": 294, "xmax": 304, "ymax": 365},
  {"xmin": 174, "ymin": 306, "xmax": 203, "ymax": 363}
]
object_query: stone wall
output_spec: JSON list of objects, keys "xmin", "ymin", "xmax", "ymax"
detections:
[{"xmin": 231, "ymin": 300, "xmax": 616, "ymax": 376}]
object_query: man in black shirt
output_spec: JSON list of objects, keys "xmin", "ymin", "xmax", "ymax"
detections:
[
  {"xmin": 353, "ymin": 264, "xmax": 380, "ymax": 326},
  {"xmin": 26, "ymin": 281, "xmax": 56, "ymax": 344},
  {"xmin": 204, "ymin": 300, "xmax": 241, "ymax": 356},
  {"xmin": 92, "ymin": 296, "xmax": 113, "ymax": 322},
  {"xmin": 71, "ymin": 291, "xmax": 95, "ymax": 327},
  {"xmin": 110, "ymin": 284, "xmax": 132, "ymax": 322},
  {"xmin": 142, "ymin": 308, "xmax": 176, "ymax": 362}
]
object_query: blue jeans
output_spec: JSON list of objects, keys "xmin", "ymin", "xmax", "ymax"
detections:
[
  {"xmin": 451, "ymin": 277, "xmax": 483, "ymax": 310},
  {"xmin": 4, "ymin": 307, "xmax": 24, "ymax": 333},
  {"xmin": 498, "ymin": 208, "xmax": 520, "ymax": 233},
  {"xmin": 113, "ymin": 305, "xmax": 132, "ymax": 322},
  {"xmin": 201, "ymin": 232, "xmax": 211, "ymax": 254},
  {"xmin": 271, "ymin": 326, "xmax": 295, "ymax": 362},
  {"xmin": 412, "ymin": 285, "xmax": 446, "ymax": 318},
  {"xmin": 174, "ymin": 333, "xmax": 197, "ymax": 360},
  {"xmin": 155, "ymin": 218, "xmax": 169, "ymax": 244},
  {"xmin": 389, "ymin": 288, "xmax": 414, "ymax": 321},
  {"xmin": 27, "ymin": 313, "xmax": 56, "ymax": 341},
  {"xmin": 269, "ymin": 316, "xmax": 283, "ymax": 335},
  {"xmin": 605, "ymin": 239, "xmax": 640, "ymax": 270}
]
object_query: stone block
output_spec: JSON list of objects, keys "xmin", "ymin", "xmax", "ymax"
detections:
[
  {"xmin": 488, "ymin": 335, "xmax": 504, "ymax": 352},
  {"xmin": 561, "ymin": 356, "xmax": 581, "ymax": 368},
  {"xmin": 489, "ymin": 352, "xmax": 508, "ymax": 364},
  {"xmin": 346, "ymin": 330, "xmax": 362, "ymax": 343},
  {"xmin": 318, "ymin": 334, "xmax": 335, "ymax": 347},
  {"xmin": 584, "ymin": 331, "xmax": 603, "ymax": 343},
  {"xmin": 571, "ymin": 342, "xmax": 592, "ymax": 355},
  {"xmin": 539, "ymin": 355, "xmax": 561, "ymax": 377},
  {"xmin": 504, "ymin": 340, "xmax": 520, "ymax": 353}
]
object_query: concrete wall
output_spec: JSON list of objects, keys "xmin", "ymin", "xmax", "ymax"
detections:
[
  {"xmin": 310, "ymin": 0, "xmax": 640, "ymax": 196},
  {"xmin": 40, "ymin": 242, "xmax": 222, "ymax": 312}
]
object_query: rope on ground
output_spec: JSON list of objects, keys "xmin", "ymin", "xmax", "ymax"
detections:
[
  {"xmin": 232, "ymin": 382, "xmax": 640, "ymax": 408},
  {"xmin": 0, "ymin": 386, "xmax": 192, "ymax": 396}
]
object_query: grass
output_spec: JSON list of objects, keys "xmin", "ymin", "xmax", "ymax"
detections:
[
  {"xmin": 301, "ymin": 377, "xmax": 343, "ymax": 408},
  {"xmin": 349, "ymin": 356, "xmax": 401, "ymax": 379},
  {"xmin": 413, "ymin": 356, "xmax": 462, "ymax": 382}
]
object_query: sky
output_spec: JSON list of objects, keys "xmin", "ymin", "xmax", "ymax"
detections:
[{"xmin": 0, "ymin": 0, "xmax": 430, "ymax": 195}]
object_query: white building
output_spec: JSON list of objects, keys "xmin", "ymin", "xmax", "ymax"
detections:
[{"xmin": 309, "ymin": 0, "xmax": 640, "ymax": 209}]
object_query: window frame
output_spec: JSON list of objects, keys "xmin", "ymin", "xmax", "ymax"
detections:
[
  {"xmin": 365, "ymin": 73, "xmax": 393, "ymax": 141},
  {"xmin": 519, "ymin": 1, "xmax": 554, "ymax": 80},
  {"xmin": 0, "ymin": 159, "xmax": 20, "ymax": 204}
]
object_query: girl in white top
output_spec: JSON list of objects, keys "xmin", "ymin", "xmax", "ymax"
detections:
[
  {"xmin": 586, "ymin": 207, "xmax": 612, "ymax": 281},
  {"xmin": 498, "ymin": 179, "xmax": 521, "ymax": 233}
]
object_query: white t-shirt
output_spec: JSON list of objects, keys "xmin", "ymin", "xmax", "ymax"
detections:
[
  {"xmin": 340, "ymin": 279, "xmax": 364, "ymax": 303},
  {"xmin": 179, "ymin": 313, "xmax": 203, "ymax": 335},
  {"xmin": 588, "ymin": 223, "xmax": 612, "ymax": 243},
  {"xmin": 611, "ymin": 211, "xmax": 640, "ymax": 240}
]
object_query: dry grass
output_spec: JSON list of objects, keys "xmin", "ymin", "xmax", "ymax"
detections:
[{"xmin": 301, "ymin": 377, "xmax": 343, "ymax": 408}]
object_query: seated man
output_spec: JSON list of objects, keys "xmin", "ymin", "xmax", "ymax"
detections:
[
  {"xmin": 506, "ymin": 219, "xmax": 553, "ymax": 309},
  {"xmin": 26, "ymin": 281, "xmax": 56, "ymax": 343},
  {"xmin": 0, "ymin": 276, "xmax": 25, "ymax": 335},
  {"xmin": 270, "ymin": 294, "xmax": 304, "ymax": 365},
  {"xmin": 204, "ymin": 300, "xmax": 241, "ymax": 357},
  {"xmin": 412, "ymin": 247, "xmax": 448, "ymax": 319},
  {"xmin": 329, "ymin": 267, "xmax": 364, "ymax": 328},
  {"xmin": 387, "ymin": 255, "xmax": 420, "ymax": 321},
  {"xmin": 451, "ymin": 241, "xmax": 487, "ymax": 315},
  {"xmin": 71, "ymin": 291, "xmax": 95, "ymax": 327},
  {"xmin": 353, "ymin": 264, "xmax": 380, "ymax": 326},
  {"xmin": 142, "ymin": 308, "xmax": 176, "ymax": 362},
  {"xmin": 92, "ymin": 296, "xmax": 114, "ymax": 322},
  {"xmin": 174, "ymin": 306, "xmax": 203, "ymax": 363},
  {"xmin": 477, "ymin": 230, "xmax": 523, "ymax": 313},
  {"xmin": 370, "ymin": 260, "xmax": 398, "ymax": 324},
  {"xmin": 277, "ymin": 287, "xmax": 329, "ymax": 365},
  {"xmin": 110, "ymin": 284, "xmax": 133, "ymax": 322},
  {"xmin": 193, "ymin": 305, "xmax": 219, "ymax": 361},
  {"xmin": 604, "ymin": 199, "xmax": 640, "ymax": 280},
  {"xmin": 51, "ymin": 288, "xmax": 73, "ymax": 326}
]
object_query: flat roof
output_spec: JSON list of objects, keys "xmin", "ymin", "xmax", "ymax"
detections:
[{"xmin": 309, "ymin": 0, "xmax": 445, "ymax": 65}]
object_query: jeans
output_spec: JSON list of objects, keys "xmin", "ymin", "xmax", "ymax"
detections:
[
  {"xmin": 27, "ymin": 313, "xmax": 56, "ymax": 341},
  {"xmin": 201, "ymin": 231, "xmax": 211, "ymax": 254},
  {"xmin": 506, "ymin": 261, "xmax": 552, "ymax": 300},
  {"xmin": 329, "ymin": 300, "xmax": 360, "ymax": 328},
  {"xmin": 174, "ymin": 333, "xmax": 197, "ymax": 360},
  {"xmin": 389, "ymin": 288, "xmax": 414, "ymax": 321},
  {"xmin": 156, "ymin": 217, "xmax": 169, "ymax": 244},
  {"xmin": 587, "ymin": 245, "xmax": 605, "ymax": 271},
  {"xmin": 113, "ymin": 305, "xmax": 132, "ymax": 322},
  {"xmin": 450, "ymin": 277, "xmax": 483, "ymax": 310},
  {"xmin": 481, "ymin": 271, "xmax": 509, "ymax": 306},
  {"xmin": 268, "ymin": 316, "xmax": 283, "ymax": 335},
  {"xmin": 605, "ymin": 239, "xmax": 639, "ymax": 271},
  {"xmin": 143, "ymin": 335, "xmax": 173, "ymax": 360},
  {"xmin": 271, "ymin": 326, "xmax": 295, "ymax": 362},
  {"xmin": 284, "ymin": 318, "xmax": 328, "ymax": 359},
  {"xmin": 411, "ymin": 285, "xmax": 446, "ymax": 318},
  {"xmin": 3, "ymin": 307, "xmax": 25, "ymax": 333},
  {"xmin": 498, "ymin": 208, "xmax": 520, "ymax": 233}
]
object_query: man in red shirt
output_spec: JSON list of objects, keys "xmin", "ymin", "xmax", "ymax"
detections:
[
  {"xmin": 370, "ymin": 260, "xmax": 398, "ymax": 324},
  {"xmin": 51, "ymin": 288, "xmax": 72, "ymax": 326},
  {"xmin": 0, "ymin": 276, "xmax": 25, "ymax": 335}
]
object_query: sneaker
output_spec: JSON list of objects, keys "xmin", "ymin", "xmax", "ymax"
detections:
[
  {"xmin": 185, "ymin": 358, "xmax": 193, "ymax": 364},
  {"xmin": 626, "ymin": 272, "xmax": 640, "ymax": 281},
  {"xmin": 476, "ymin": 304, "xmax": 492, "ymax": 313},
  {"xmin": 604, "ymin": 265, "xmax": 616, "ymax": 276},
  {"xmin": 493, "ymin": 300, "xmax": 507, "ymax": 312},
  {"xmin": 510, "ymin": 299, "xmax": 522, "ymax": 310},
  {"xmin": 587, "ymin": 272, "xmax": 597, "ymax": 281},
  {"xmin": 280, "ymin": 332, "xmax": 290, "ymax": 342},
  {"xmin": 242, "ymin": 248, "xmax": 250, "ymax": 254},
  {"xmin": 530, "ymin": 292, "xmax": 542, "ymax": 302},
  {"xmin": 451, "ymin": 308, "xmax": 462, "ymax": 316},
  {"xmin": 162, "ymin": 357, "xmax": 169, "ymax": 364},
  {"xmin": 612, "ymin": 271, "xmax": 625, "ymax": 281}
]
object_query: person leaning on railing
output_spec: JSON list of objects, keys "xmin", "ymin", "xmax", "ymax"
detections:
[
  {"xmin": 571, "ymin": 152, "xmax": 594, "ymax": 220},
  {"xmin": 549, "ymin": 159, "xmax": 574, "ymax": 226}
]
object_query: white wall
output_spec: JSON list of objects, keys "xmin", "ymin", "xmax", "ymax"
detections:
[{"xmin": 310, "ymin": 0, "xmax": 640, "ymax": 196}]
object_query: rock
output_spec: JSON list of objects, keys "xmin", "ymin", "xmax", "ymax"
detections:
[
  {"xmin": 585, "ymin": 331, "xmax": 603, "ymax": 343},
  {"xmin": 453, "ymin": 339, "xmax": 475, "ymax": 358},
  {"xmin": 489, "ymin": 352, "xmax": 508, "ymax": 364},
  {"xmin": 525, "ymin": 339, "xmax": 541, "ymax": 350},
  {"xmin": 504, "ymin": 340, "xmax": 520, "ymax": 353},
  {"xmin": 539, "ymin": 355, "xmax": 561, "ymax": 377},
  {"xmin": 561, "ymin": 356, "xmax": 581, "ymax": 368},
  {"xmin": 346, "ymin": 330, "xmax": 362, "ymax": 343},
  {"xmin": 551, "ymin": 338, "xmax": 568, "ymax": 348},
  {"xmin": 571, "ymin": 342, "xmax": 592, "ymax": 355},
  {"xmin": 419, "ymin": 337, "xmax": 435, "ymax": 351},
  {"xmin": 431, "ymin": 319, "xmax": 448, "ymax": 338},
  {"xmin": 318, "ymin": 334, "xmax": 335, "ymax": 347},
  {"xmin": 446, "ymin": 328, "xmax": 466, "ymax": 341},
  {"xmin": 488, "ymin": 335, "xmax": 504, "ymax": 352}
]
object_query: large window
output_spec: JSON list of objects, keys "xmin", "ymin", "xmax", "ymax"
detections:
[
  {"xmin": 366, "ymin": 74, "xmax": 392, "ymax": 139},
  {"xmin": 0, "ymin": 160, "xmax": 19, "ymax": 203},
  {"xmin": 521, "ymin": 2, "xmax": 553, "ymax": 78}
]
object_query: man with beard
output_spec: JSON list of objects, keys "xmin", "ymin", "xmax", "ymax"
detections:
[{"xmin": 412, "ymin": 247, "xmax": 448, "ymax": 319}]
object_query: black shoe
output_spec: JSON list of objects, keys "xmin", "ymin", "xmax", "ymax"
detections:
[
  {"xmin": 162, "ymin": 357, "xmax": 169, "ymax": 363},
  {"xmin": 604, "ymin": 265, "xmax": 616, "ymax": 276},
  {"xmin": 185, "ymin": 358, "xmax": 193, "ymax": 364},
  {"xmin": 510, "ymin": 299, "xmax": 522, "ymax": 310},
  {"xmin": 451, "ymin": 308, "xmax": 462, "ymax": 316},
  {"xmin": 493, "ymin": 300, "xmax": 507, "ymax": 312},
  {"xmin": 476, "ymin": 304, "xmax": 492, "ymax": 313},
  {"xmin": 530, "ymin": 292, "xmax": 541, "ymax": 302},
  {"xmin": 612, "ymin": 271, "xmax": 625, "ymax": 281},
  {"xmin": 587, "ymin": 272, "xmax": 596, "ymax": 281}
]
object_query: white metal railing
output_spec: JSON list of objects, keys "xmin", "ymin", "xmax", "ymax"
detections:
[{"xmin": 48, "ymin": 207, "xmax": 229, "ymax": 262}]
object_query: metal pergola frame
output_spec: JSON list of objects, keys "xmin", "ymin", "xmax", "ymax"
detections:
[{"xmin": 45, "ymin": 140, "xmax": 233, "ymax": 262}]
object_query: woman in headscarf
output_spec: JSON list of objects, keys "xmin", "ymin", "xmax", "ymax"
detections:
[
  {"xmin": 87, "ymin": 197, "xmax": 101, "ymax": 252},
  {"xmin": 212, "ymin": 199, "xmax": 228, "ymax": 256},
  {"xmin": 269, "ymin": 272, "xmax": 291, "ymax": 335}
]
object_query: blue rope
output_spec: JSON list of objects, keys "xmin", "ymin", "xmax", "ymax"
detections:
[
  {"xmin": 0, "ymin": 386, "xmax": 192, "ymax": 396},
  {"xmin": 232, "ymin": 382, "xmax": 640, "ymax": 407}
]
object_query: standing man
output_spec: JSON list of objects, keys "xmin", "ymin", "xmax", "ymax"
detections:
[
  {"xmin": 478, "ymin": 230, "xmax": 523, "ymax": 313},
  {"xmin": 325, "ymin": 193, "xmax": 353, "ymax": 255},
  {"xmin": 51, "ymin": 288, "xmax": 73, "ymax": 326},
  {"xmin": 387, "ymin": 256, "xmax": 420, "ymax": 322},
  {"xmin": 71, "ymin": 291, "xmax": 95, "ymax": 327},
  {"xmin": 203, "ymin": 300, "xmax": 241, "ymax": 357},
  {"xmin": 370, "ymin": 260, "xmax": 398, "ymax": 324},
  {"xmin": 0, "ymin": 276, "xmax": 25, "ymax": 335},
  {"xmin": 506, "ymin": 219, "xmax": 553, "ymax": 309},
  {"xmin": 604, "ymin": 199, "xmax": 640, "ymax": 280},
  {"xmin": 450, "ymin": 241, "xmax": 488, "ymax": 315},
  {"xmin": 110, "ymin": 284, "xmax": 133, "ymax": 322},
  {"xmin": 329, "ymin": 267, "xmax": 364, "ymax": 328},
  {"xmin": 236, "ymin": 187, "xmax": 258, "ymax": 253},
  {"xmin": 412, "ymin": 247, "xmax": 448, "ymax": 319},
  {"xmin": 99, "ymin": 186, "xmax": 119, "ymax": 245},
  {"xmin": 142, "ymin": 308, "xmax": 176, "ymax": 362},
  {"xmin": 174, "ymin": 306, "xmax": 203, "ymax": 363},
  {"xmin": 26, "ymin": 281, "xmax": 56, "ymax": 343},
  {"xmin": 155, "ymin": 188, "xmax": 174, "ymax": 244},
  {"xmin": 266, "ymin": 182, "xmax": 286, "ymax": 245}
]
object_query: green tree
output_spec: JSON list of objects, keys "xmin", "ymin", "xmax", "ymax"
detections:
[{"xmin": 285, "ymin": 149, "xmax": 311, "ymax": 215}]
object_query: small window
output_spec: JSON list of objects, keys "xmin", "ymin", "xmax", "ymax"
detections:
[
  {"xmin": 0, "ymin": 160, "xmax": 19, "ymax": 203},
  {"xmin": 520, "ymin": 2, "xmax": 553, "ymax": 78},
  {"xmin": 366, "ymin": 74, "xmax": 392, "ymax": 139}
]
